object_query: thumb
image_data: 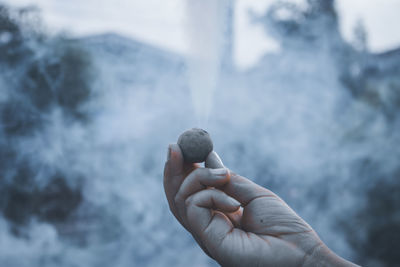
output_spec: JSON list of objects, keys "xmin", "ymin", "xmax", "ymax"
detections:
[
  {"xmin": 205, "ymin": 151, "xmax": 276, "ymax": 206},
  {"xmin": 205, "ymin": 151, "xmax": 224, "ymax": 169}
]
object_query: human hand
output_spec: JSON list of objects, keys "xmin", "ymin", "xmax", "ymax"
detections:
[{"xmin": 164, "ymin": 144, "xmax": 358, "ymax": 267}]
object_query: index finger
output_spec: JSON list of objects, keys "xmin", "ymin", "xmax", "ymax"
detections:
[
  {"xmin": 163, "ymin": 144, "xmax": 197, "ymax": 214},
  {"xmin": 207, "ymin": 151, "xmax": 276, "ymax": 206},
  {"xmin": 221, "ymin": 173, "xmax": 277, "ymax": 206}
]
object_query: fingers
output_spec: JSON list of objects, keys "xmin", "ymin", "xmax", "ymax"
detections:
[
  {"xmin": 205, "ymin": 152, "xmax": 245, "ymax": 228},
  {"xmin": 221, "ymin": 173, "xmax": 277, "ymax": 207},
  {"xmin": 164, "ymin": 147, "xmax": 233, "ymax": 259},
  {"xmin": 185, "ymin": 188, "xmax": 240, "ymax": 248},
  {"xmin": 165, "ymin": 147, "xmax": 275, "ymax": 216},
  {"xmin": 206, "ymin": 151, "xmax": 277, "ymax": 207},
  {"xmin": 164, "ymin": 144, "xmax": 197, "ymax": 224},
  {"xmin": 224, "ymin": 208, "xmax": 243, "ymax": 228},
  {"xmin": 187, "ymin": 188, "xmax": 241, "ymax": 213},
  {"xmin": 176, "ymin": 168, "xmax": 230, "ymax": 201},
  {"xmin": 174, "ymin": 167, "xmax": 230, "ymax": 223}
]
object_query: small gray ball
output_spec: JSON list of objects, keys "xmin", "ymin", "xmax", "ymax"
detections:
[{"xmin": 177, "ymin": 128, "xmax": 213, "ymax": 163}]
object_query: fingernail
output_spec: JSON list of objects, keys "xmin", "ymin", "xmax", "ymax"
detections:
[
  {"xmin": 210, "ymin": 168, "xmax": 228, "ymax": 177},
  {"xmin": 167, "ymin": 145, "xmax": 172, "ymax": 161},
  {"xmin": 230, "ymin": 197, "xmax": 241, "ymax": 207}
]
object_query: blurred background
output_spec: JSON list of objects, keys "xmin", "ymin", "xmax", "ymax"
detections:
[{"xmin": 0, "ymin": 0, "xmax": 399, "ymax": 266}]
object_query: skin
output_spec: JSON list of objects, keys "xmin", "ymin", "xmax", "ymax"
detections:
[{"xmin": 164, "ymin": 144, "xmax": 359, "ymax": 267}]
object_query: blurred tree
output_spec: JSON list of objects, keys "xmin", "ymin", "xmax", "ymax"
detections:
[
  {"xmin": 0, "ymin": 4, "xmax": 93, "ymax": 229},
  {"xmin": 252, "ymin": 1, "xmax": 400, "ymax": 266},
  {"xmin": 352, "ymin": 19, "xmax": 368, "ymax": 52},
  {"xmin": 253, "ymin": 0, "xmax": 342, "ymax": 50}
]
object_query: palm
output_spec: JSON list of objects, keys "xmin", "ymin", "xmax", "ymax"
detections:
[{"xmin": 213, "ymin": 194, "xmax": 321, "ymax": 266}]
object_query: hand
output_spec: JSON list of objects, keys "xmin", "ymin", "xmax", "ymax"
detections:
[{"xmin": 164, "ymin": 144, "xmax": 358, "ymax": 267}]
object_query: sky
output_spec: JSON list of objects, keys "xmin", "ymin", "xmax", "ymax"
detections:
[{"xmin": 2, "ymin": 0, "xmax": 400, "ymax": 69}]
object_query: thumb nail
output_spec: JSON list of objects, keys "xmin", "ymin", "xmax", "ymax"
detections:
[
  {"xmin": 230, "ymin": 197, "xmax": 241, "ymax": 207},
  {"xmin": 205, "ymin": 151, "xmax": 225, "ymax": 169}
]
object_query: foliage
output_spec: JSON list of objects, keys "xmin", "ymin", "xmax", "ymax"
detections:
[{"xmin": 0, "ymin": 4, "xmax": 93, "ymax": 227}]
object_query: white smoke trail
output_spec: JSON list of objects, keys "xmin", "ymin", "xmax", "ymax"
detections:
[{"xmin": 184, "ymin": 0, "xmax": 230, "ymax": 126}]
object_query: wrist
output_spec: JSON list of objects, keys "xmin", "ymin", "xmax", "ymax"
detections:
[{"xmin": 303, "ymin": 243, "xmax": 359, "ymax": 267}]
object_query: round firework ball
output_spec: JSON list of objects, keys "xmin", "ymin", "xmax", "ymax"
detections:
[{"xmin": 177, "ymin": 128, "xmax": 213, "ymax": 163}]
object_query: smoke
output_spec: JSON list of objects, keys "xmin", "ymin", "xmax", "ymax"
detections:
[
  {"xmin": 184, "ymin": 0, "xmax": 230, "ymax": 126},
  {"xmin": 0, "ymin": 1, "xmax": 399, "ymax": 267}
]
